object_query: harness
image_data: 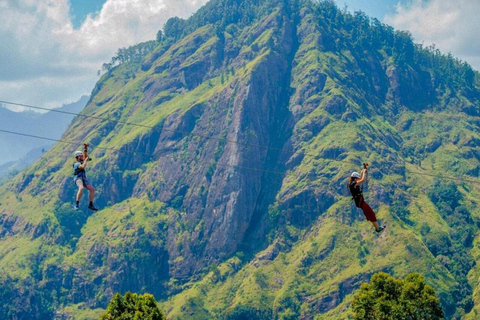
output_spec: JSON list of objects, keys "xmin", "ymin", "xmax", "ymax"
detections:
[
  {"xmin": 349, "ymin": 163, "xmax": 369, "ymax": 207},
  {"xmin": 73, "ymin": 161, "xmax": 86, "ymax": 181},
  {"xmin": 348, "ymin": 181, "xmax": 364, "ymax": 208},
  {"xmin": 348, "ymin": 181, "xmax": 363, "ymax": 200},
  {"xmin": 73, "ymin": 144, "xmax": 90, "ymax": 186}
]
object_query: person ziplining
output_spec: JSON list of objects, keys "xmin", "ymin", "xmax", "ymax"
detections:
[
  {"xmin": 73, "ymin": 144, "xmax": 98, "ymax": 211},
  {"xmin": 348, "ymin": 163, "xmax": 385, "ymax": 233}
]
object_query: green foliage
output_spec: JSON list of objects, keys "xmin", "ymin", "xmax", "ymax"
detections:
[
  {"xmin": 205, "ymin": 162, "xmax": 216, "ymax": 180},
  {"xmin": 2, "ymin": 0, "xmax": 480, "ymax": 319},
  {"xmin": 314, "ymin": 0, "xmax": 476, "ymax": 90},
  {"xmin": 428, "ymin": 183, "xmax": 462, "ymax": 210},
  {"xmin": 426, "ymin": 183, "xmax": 475, "ymax": 316},
  {"xmin": 162, "ymin": 0, "xmax": 290, "ymax": 50},
  {"xmin": 170, "ymin": 296, "xmax": 211, "ymax": 320},
  {"xmin": 100, "ymin": 292, "xmax": 165, "ymax": 320},
  {"xmin": 54, "ymin": 202, "xmax": 88, "ymax": 231},
  {"xmin": 164, "ymin": 17, "xmax": 186, "ymax": 40},
  {"xmin": 225, "ymin": 304, "xmax": 272, "ymax": 320},
  {"xmin": 170, "ymin": 195, "xmax": 184, "ymax": 209},
  {"xmin": 0, "ymin": 275, "xmax": 54, "ymax": 319},
  {"xmin": 102, "ymin": 41, "xmax": 157, "ymax": 72},
  {"xmin": 156, "ymin": 30, "xmax": 164, "ymax": 42},
  {"xmin": 352, "ymin": 272, "xmax": 444, "ymax": 320}
]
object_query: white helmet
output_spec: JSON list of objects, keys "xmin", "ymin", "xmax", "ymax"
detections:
[
  {"xmin": 74, "ymin": 151, "xmax": 83, "ymax": 158},
  {"xmin": 351, "ymin": 171, "xmax": 361, "ymax": 178}
]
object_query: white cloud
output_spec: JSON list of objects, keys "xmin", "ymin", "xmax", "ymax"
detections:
[
  {"xmin": 385, "ymin": 0, "xmax": 480, "ymax": 71},
  {"xmin": 0, "ymin": 0, "xmax": 209, "ymax": 108}
]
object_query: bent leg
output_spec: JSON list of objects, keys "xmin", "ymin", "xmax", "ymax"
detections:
[{"xmin": 85, "ymin": 184, "xmax": 95, "ymax": 202}]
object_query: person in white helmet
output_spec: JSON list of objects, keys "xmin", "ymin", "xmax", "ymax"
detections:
[
  {"xmin": 73, "ymin": 146, "xmax": 97, "ymax": 211},
  {"xmin": 348, "ymin": 167, "xmax": 385, "ymax": 233}
]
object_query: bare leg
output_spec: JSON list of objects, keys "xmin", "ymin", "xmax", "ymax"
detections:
[
  {"xmin": 371, "ymin": 221, "xmax": 379, "ymax": 230},
  {"xmin": 86, "ymin": 184, "xmax": 95, "ymax": 202},
  {"xmin": 75, "ymin": 180, "xmax": 84, "ymax": 202},
  {"xmin": 76, "ymin": 187, "xmax": 83, "ymax": 202}
]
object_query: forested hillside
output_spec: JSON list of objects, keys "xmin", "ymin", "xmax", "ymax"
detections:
[{"xmin": 0, "ymin": 0, "xmax": 479, "ymax": 319}]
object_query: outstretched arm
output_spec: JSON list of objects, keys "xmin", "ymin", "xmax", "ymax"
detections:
[
  {"xmin": 79, "ymin": 144, "xmax": 89, "ymax": 169},
  {"xmin": 356, "ymin": 168, "xmax": 367, "ymax": 184}
]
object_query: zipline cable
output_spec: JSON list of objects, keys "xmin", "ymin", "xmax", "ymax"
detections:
[
  {"xmin": 0, "ymin": 129, "xmax": 154, "ymax": 157},
  {"xmin": 1, "ymin": 128, "xmax": 479, "ymax": 185},
  {"xmin": 0, "ymin": 129, "xmax": 287, "ymax": 175},
  {"xmin": 3, "ymin": 99, "xmax": 480, "ymax": 181},
  {"xmin": 0, "ymin": 99, "xmax": 288, "ymax": 153}
]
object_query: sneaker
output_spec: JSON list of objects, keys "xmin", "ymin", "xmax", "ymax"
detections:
[
  {"xmin": 88, "ymin": 204, "xmax": 98, "ymax": 211},
  {"xmin": 74, "ymin": 204, "xmax": 80, "ymax": 211},
  {"xmin": 376, "ymin": 226, "xmax": 386, "ymax": 233}
]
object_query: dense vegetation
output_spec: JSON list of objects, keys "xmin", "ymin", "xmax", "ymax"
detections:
[
  {"xmin": 352, "ymin": 272, "xmax": 444, "ymax": 319},
  {"xmin": 102, "ymin": 41, "xmax": 158, "ymax": 72},
  {"xmin": 100, "ymin": 292, "xmax": 164, "ymax": 320},
  {"xmin": 0, "ymin": 0, "xmax": 479, "ymax": 319}
]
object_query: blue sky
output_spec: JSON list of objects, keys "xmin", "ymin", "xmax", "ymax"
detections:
[
  {"xmin": 69, "ymin": 0, "xmax": 399, "ymax": 28},
  {"xmin": 69, "ymin": 0, "xmax": 106, "ymax": 28},
  {"xmin": 335, "ymin": 0, "xmax": 399, "ymax": 20},
  {"xmin": 0, "ymin": 0, "xmax": 478, "ymax": 110}
]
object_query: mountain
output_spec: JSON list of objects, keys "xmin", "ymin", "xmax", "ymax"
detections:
[
  {"xmin": 1, "ymin": 0, "xmax": 480, "ymax": 319},
  {"xmin": 0, "ymin": 147, "xmax": 47, "ymax": 185},
  {"xmin": 0, "ymin": 95, "xmax": 89, "ymax": 167}
]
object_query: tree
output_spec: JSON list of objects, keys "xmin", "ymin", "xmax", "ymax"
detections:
[
  {"xmin": 102, "ymin": 62, "xmax": 113, "ymax": 72},
  {"xmin": 352, "ymin": 272, "xmax": 444, "ymax": 320},
  {"xmin": 164, "ymin": 17, "xmax": 185, "ymax": 40},
  {"xmin": 100, "ymin": 292, "xmax": 165, "ymax": 320},
  {"xmin": 156, "ymin": 30, "xmax": 164, "ymax": 42}
]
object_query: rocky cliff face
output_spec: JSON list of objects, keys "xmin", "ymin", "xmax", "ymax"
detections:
[{"xmin": 1, "ymin": 0, "xmax": 480, "ymax": 319}]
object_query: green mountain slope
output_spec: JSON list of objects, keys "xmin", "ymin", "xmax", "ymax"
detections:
[{"xmin": 1, "ymin": 0, "xmax": 480, "ymax": 319}]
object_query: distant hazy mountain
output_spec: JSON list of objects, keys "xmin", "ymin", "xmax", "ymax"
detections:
[
  {"xmin": 0, "ymin": 147, "xmax": 45, "ymax": 185},
  {"xmin": 0, "ymin": 95, "xmax": 89, "ymax": 167}
]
